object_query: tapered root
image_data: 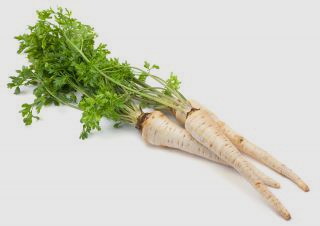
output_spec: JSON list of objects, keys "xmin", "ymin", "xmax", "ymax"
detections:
[
  {"xmin": 188, "ymin": 100, "xmax": 309, "ymax": 192},
  {"xmin": 231, "ymin": 137, "xmax": 309, "ymax": 192},
  {"xmin": 254, "ymin": 182, "xmax": 291, "ymax": 220},
  {"xmin": 141, "ymin": 111, "xmax": 228, "ymax": 166},
  {"xmin": 141, "ymin": 111, "xmax": 280, "ymax": 188},
  {"xmin": 184, "ymin": 109, "xmax": 290, "ymax": 220}
]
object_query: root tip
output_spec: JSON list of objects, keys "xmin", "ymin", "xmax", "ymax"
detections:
[
  {"xmin": 285, "ymin": 213, "xmax": 291, "ymax": 221},
  {"xmin": 298, "ymin": 182, "xmax": 310, "ymax": 192},
  {"xmin": 265, "ymin": 181, "xmax": 281, "ymax": 189},
  {"xmin": 280, "ymin": 209, "xmax": 291, "ymax": 220},
  {"xmin": 285, "ymin": 215, "xmax": 291, "ymax": 221}
]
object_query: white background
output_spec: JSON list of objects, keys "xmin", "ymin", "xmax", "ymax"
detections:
[{"xmin": 0, "ymin": 0, "xmax": 319, "ymax": 225}]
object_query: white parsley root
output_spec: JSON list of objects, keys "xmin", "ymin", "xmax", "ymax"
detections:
[
  {"xmin": 188, "ymin": 100, "xmax": 309, "ymax": 192},
  {"xmin": 182, "ymin": 109, "xmax": 291, "ymax": 220},
  {"xmin": 141, "ymin": 111, "xmax": 280, "ymax": 188}
]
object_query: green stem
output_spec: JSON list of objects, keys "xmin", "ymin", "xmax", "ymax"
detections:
[
  {"xmin": 43, "ymin": 84, "xmax": 80, "ymax": 110},
  {"xmin": 65, "ymin": 36, "xmax": 188, "ymax": 113},
  {"xmin": 67, "ymin": 79, "xmax": 91, "ymax": 98},
  {"xmin": 131, "ymin": 67, "xmax": 188, "ymax": 104}
]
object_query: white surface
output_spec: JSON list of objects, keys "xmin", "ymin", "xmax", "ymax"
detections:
[{"xmin": 0, "ymin": 0, "xmax": 319, "ymax": 225}]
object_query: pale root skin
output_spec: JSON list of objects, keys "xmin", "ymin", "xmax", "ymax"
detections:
[
  {"xmin": 183, "ymin": 109, "xmax": 291, "ymax": 220},
  {"xmin": 141, "ymin": 111, "xmax": 228, "ymax": 165},
  {"xmin": 141, "ymin": 111, "xmax": 280, "ymax": 188},
  {"xmin": 189, "ymin": 100, "xmax": 309, "ymax": 192}
]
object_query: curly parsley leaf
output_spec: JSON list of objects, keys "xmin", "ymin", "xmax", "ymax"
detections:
[
  {"xmin": 164, "ymin": 72, "xmax": 181, "ymax": 95},
  {"xmin": 9, "ymin": 7, "xmax": 186, "ymax": 137}
]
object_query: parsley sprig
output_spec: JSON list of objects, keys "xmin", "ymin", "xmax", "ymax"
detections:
[{"xmin": 8, "ymin": 7, "xmax": 190, "ymax": 138}]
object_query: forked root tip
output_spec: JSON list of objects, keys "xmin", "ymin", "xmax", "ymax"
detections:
[{"xmin": 264, "ymin": 179, "xmax": 281, "ymax": 189}]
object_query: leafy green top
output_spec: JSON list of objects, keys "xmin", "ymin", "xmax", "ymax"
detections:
[{"xmin": 8, "ymin": 7, "xmax": 190, "ymax": 138}]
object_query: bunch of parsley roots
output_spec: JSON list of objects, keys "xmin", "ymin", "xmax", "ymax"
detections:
[{"xmin": 8, "ymin": 8, "xmax": 309, "ymax": 220}]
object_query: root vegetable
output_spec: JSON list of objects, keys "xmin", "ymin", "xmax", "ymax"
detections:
[
  {"xmin": 182, "ymin": 109, "xmax": 291, "ymax": 220},
  {"xmin": 142, "ymin": 111, "xmax": 280, "ymax": 189},
  {"xmin": 188, "ymin": 100, "xmax": 309, "ymax": 192}
]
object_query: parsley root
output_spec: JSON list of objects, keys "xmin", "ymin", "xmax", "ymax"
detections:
[
  {"xmin": 188, "ymin": 100, "xmax": 309, "ymax": 192},
  {"xmin": 184, "ymin": 109, "xmax": 291, "ymax": 220},
  {"xmin": 142, "ymin": 111, "xmax": 280, "ymax": 189}
]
